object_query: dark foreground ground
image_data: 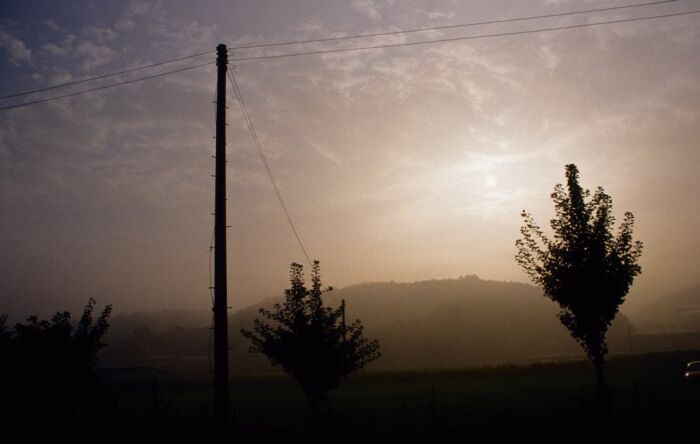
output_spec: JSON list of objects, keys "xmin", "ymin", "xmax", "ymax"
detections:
[{"xmin": 17, "ymin": 350, "xmax": 700, "ymax": 441}]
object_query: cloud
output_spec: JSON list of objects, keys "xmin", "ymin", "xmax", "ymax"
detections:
[
  {"xmin": 430, "ymin": 11, "xmax": 454, "ymax": 20},
  {"xmin": 537, "ymin": 43, "xmax": 560, "ymax": 73},
  {"xmin": 118, "ymin": 1, "xmax": 215, "ymax": 56},
  {"xmin": 62, "ymin": 34, "xmax": 77, "ymax": 49},
  {"xmin": 126, "ymin": 0, "xmax": 161, "ymax": 17},
  {"xmin": 352, "ymin": 0, "xmax": 382, "ymax": 20},
  {"xmin": 462, "ymin": 188, "xmax": 532, "ymax": 223},
  {"xmin": 47, "ymin": 69, "xmax": 73, "ymax": 84},
  {"xmin": 42, "ymin": 43, "xmax": 68, "ymax": 57},
  {"xmin": 313, "ymin": 143, "xmax": 343, "ymax": 165},
  {"xmin": 85, "ymin": 26, "xmax": 118, "ymax": 42},
  {"xmin": 115, "ymin": 18, "xmax": 136, "ymax": 31},
  {"xmin": 45, "ymin": 19, "xmax": 60, "ymax": 31},
  {"xmin": 75, "ymin": 41, "xmax": 116, "ymax": 69},
  {"xmin": 43, "ymin": 33, "xmax": 78, "ymax": 58},
  {"xmin": 0, "ymin": 30, "xmax": 31, "ymax": 65},
  {"xmin": 296, "ymin": 19, "xmax": 325, "ymax": 34}
]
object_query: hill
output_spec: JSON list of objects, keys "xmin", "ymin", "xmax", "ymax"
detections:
[
  {"xmin": 629, "ymin": 284, "xmax": 700, "ymax": 333},
  {"xmin": 103, "ymin": 275, "xmax": 638, "ymax": 373},
  {"xmin": 228, "ymin": 275, "xmax": 634, "ymax": 372}
]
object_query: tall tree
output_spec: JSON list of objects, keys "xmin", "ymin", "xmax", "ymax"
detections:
[
  {"xmin": 515, "ymin": 164, "xmax": 642, "ymax": 411},
  {"xmin": 241, "ymin": 261, "xmax": 381, "ymax": 425}
]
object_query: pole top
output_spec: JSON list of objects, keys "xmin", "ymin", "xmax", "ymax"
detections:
[{"xmin": 216, "ymin": 44, "xmax": 228, "ymax": 65}]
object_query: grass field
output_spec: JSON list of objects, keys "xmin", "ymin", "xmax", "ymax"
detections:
[{"xmin": 69, "ymin": 350, "xmax": 700, "ymax": 441}]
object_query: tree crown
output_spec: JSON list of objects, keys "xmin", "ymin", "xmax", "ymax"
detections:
[
  {"xmin": 241, "ymin": 261, "xmax": 381, "ymax": 401},
  {"xmin": 515, "ymin": 164, "xmax": 643, "ymax": 361},
  {"xmin": 1, "ymin": 298, "xmax": 113, "ymax": 407}
]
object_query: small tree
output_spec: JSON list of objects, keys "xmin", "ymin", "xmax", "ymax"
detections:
[
  {"xmin": 515, "ymin": 164, "xmax": 642, "ymax": 409},
  {"xmin": 10, "ymin": 298, "xmax": 113, "ymax": 386},
  {"xmin": 1, "ymin": 299, "xmax": 112, "ymax": 437},
  {"xmin": 241, "ymin": 261, "xmax": 381, "ymax": 423}
]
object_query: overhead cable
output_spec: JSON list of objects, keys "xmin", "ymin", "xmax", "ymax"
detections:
[
  {"xmin": 231, "ymin": 9, "xmax": 700, "ymax": 62},
  {"xmin": 227, "ymin": 70, "xmax": 313, "ymax": 268},
  {"xmin": 1, "ymin": 1, "xmax": 680, "ymax": 101},
  {"xmin": 230, "ymin": 0, "xmax": 678, "ymax": 51},
  {"xmin": 3, "ymin": 7, "xmax": 697, "ymax": 110},
  {"xmin": 0, "ymin": 62, "xmax": 214, "ymax": 112},
  {"xmin": 0, "ymin": 50, "xmax": 214, "ymax": 100}
]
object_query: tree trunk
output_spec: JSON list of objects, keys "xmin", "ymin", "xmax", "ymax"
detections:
[
  {"xmin": 593, "ymin": 356, "xmax": 612, "ymax": 427},
  {"xmin": 310, "ymin": 397, "xmax": 320, "ymax": 436}
]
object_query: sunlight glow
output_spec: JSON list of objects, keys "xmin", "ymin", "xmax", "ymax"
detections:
[{"xmin": 484, "ymin": 174, "xmax": 498, "ymax": 188}]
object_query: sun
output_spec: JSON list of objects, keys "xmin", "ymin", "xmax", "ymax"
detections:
[{"xmin": 484, "ymin": 174, "xmax": 498, "ymax": 188}]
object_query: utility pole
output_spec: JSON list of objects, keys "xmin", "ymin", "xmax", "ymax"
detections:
[{"xmin": 214, "ymin": 43, "xmax": 229, "ymax": 436}]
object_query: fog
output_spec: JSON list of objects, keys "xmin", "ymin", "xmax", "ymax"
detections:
[{"xmin": 94, "ymin": 275, "xmax": 700, "ymax": 375}]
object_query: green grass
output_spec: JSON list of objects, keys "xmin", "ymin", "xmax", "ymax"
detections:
[{"xmin": 72, "ymin": 350, "xmax": 700, "ymax": 441}]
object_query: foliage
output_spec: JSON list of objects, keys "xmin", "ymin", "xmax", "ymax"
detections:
[
  {"xmin": 0, "ymin": 313, "xmax": 10, "ymax": 346},
  {"xmin": 1, "ymin": 298, "xmax": 112, "ymax": 397},
  {"xmin": 241, "ymin": 261, "xmax": 381, "ymax": 405},
  {"xmin": 0, "ymin": 299, "xmax": 112, "ymax": 437},
  {"xmin": 515, "ymin": 164, "xmax": 643, "ymax": 384}
]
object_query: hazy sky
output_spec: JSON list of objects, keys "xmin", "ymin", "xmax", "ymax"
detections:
[{"xmin": 1, "ymin": 0, "xmax": 699, "ymax": 317}]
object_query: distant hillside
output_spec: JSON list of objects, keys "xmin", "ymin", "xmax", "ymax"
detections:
[
  {"xmin": 630, "ymin": 285, "xmax": 700, "ymax": 333},
  {"xmin": 103, "ymin": 275, "xmax": 642, "ymax": 373},
  {"xmin": 228, "ymin": 275, "xmax": 633, "ymax": 372}
]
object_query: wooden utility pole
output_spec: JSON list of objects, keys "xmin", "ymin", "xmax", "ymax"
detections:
[{"xmin": 214, "ymin": 43, "xmax": 229, "ymax": 435}]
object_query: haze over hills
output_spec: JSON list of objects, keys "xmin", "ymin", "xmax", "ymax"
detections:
[
  {"xmin": 103, "ymin": 274, "xmax": 657, "ymax": 372},
  {"xmin": 261, "ymin": 275, "xmax": 634, "ymax": 369},
  {"xmin": 630, "ymin": 284, "xmax": 700, "ymax": 333}
]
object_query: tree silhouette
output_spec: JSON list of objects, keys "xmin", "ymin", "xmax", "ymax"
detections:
[
  {"xmin": 1, "ymin": 299, "xmax": 112, "ymax": 438},
  {"xmin": 241, "ymin": 261, "xmax": 381, "ymax": 424},
  {"xmin": 515, "ymin": 164, "xmax": 642, "ymax": 412},
  {"xmin": 10, "ymin": 298, "xmax": 112, "ymax": 386}
]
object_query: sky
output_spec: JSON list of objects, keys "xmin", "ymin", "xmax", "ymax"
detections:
[{"xmin": 1, "ymin": 0, "xmax": 699, "ymax": 318}]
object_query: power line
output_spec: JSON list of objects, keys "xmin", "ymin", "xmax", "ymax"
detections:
[
  {"xmin": 3, "ymin": 7, "xmax": 697, "ymax": 111},
  {"xmin": 227, "ymin": 70, "xmax": 313, "ymax": 268},
  {"xmin": 0, "ymin": 0, "xmax": 678, "ymax": 102},
  {"xmin": 231, "ymin": 9, "xmax": 700, "ymax": 62},
  {"xmin": 0, "ymin": 1, "xmax": 684, "ymax": 103},
  {"xmin": 230, "ymin": 0, "xmax": 677, "ymax": 51},
  {"xmin": 0, "ymin": 50, "xmax": 214, "ymax": 101},
  {"xmin": 0, "ymin": 61, "xmax": 214, "ymax": 112}
]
